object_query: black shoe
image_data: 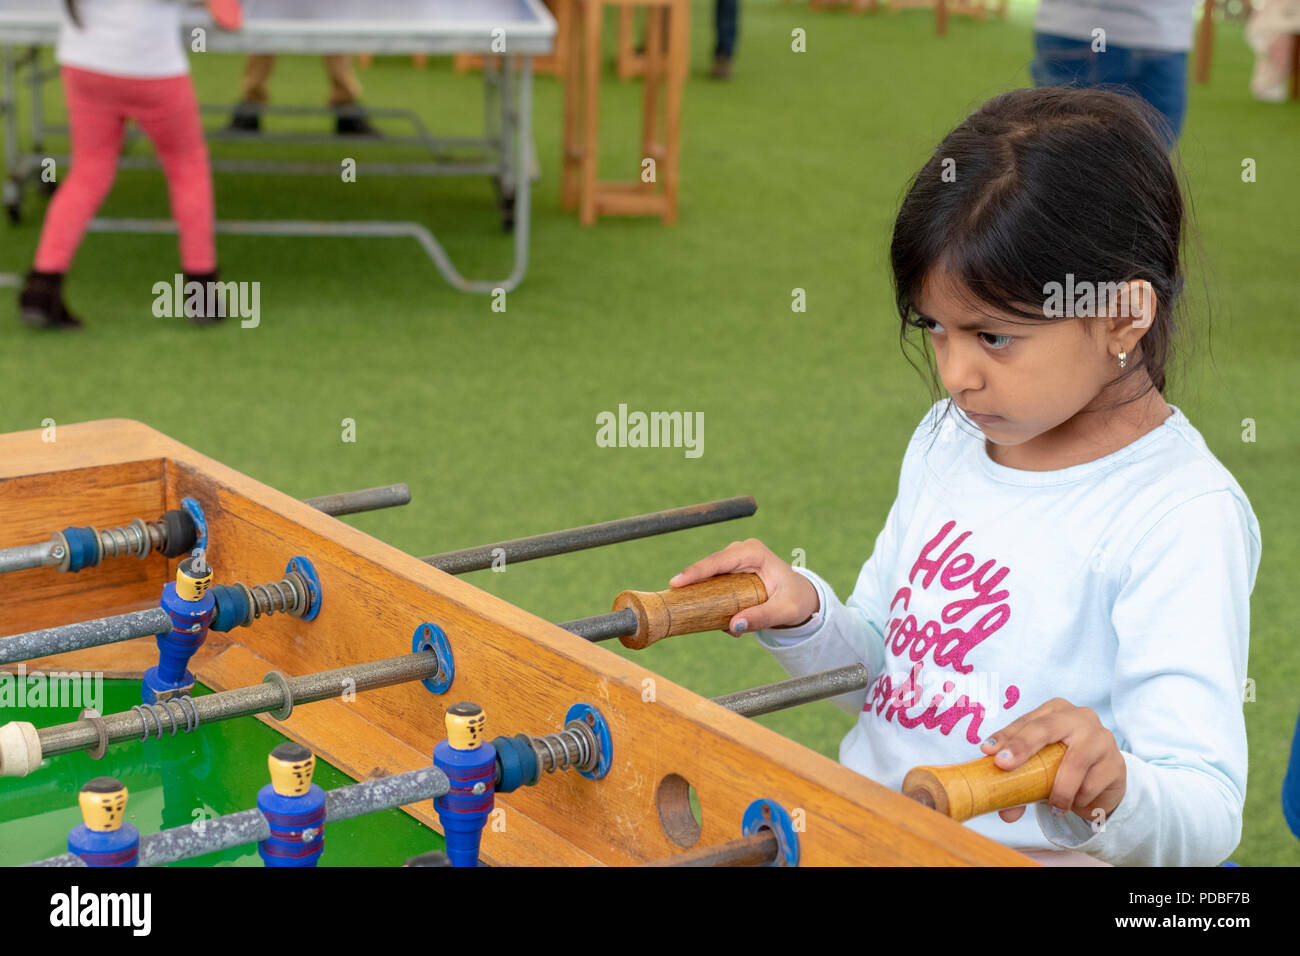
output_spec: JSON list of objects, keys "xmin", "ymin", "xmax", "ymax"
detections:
[
  {"xmin": 183, "ymin": 269, "xmax": 227, "ymax": 326},
  {"xmin": 334, "ymin": 103, "xmax": 380, "ymax": 136},
  {"xmin": 227, "ymin": 101, "xmax": 261, "ymax": 132},
  {"xmin": 18, "ymin": 270, "xmax": 83, "ymax": 330}
]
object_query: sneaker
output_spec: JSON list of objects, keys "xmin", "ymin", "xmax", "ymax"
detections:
[
  {"xmin": 710, "ymin": 55, "xmax": 733, "ymax": 80},
  {"xmin": 183, "ymin": 270, "xmax": 228, "ymax": 326},
  {"xmin": 227, "ymin": 101, "xmax": 261, "ymax": 133},
  {"xmin": 334, "ymin": 103, "xmax": 380, "ymax": 136},
  {"xmin": 18, "ymin": 271, "xmax": 83, "ymax": 330}
]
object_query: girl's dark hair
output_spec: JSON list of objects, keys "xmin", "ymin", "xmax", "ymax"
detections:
[
  {"xmin": 65, "ymin": 1, "xmax": 81, "ymax": 28},
  {"xmin": 891, "ymin": 86, "xmax": 1199, "ymax": 414}
]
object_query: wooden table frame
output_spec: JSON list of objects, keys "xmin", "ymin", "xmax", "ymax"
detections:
[
  {"xmin": 561, "ymin": 0, "xmax": 689, "ymax": 225},
  {"xmin": 0, "ymin": 420, "xmax": 1035, "ymax": 866}
]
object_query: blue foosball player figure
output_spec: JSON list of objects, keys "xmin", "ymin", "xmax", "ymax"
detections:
[
  {"xmin": 257, "ymin": 742, "xmax": 326, "ymax": 867},
  {"xmin": 433, "ymin": 702, "xmax": 495, "ymax": 867},
  {"xmin": 67, "ymin": 777, "xmax": 139, "ymax": 867}
]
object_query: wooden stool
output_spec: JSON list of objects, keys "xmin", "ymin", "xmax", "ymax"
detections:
[
  {"xmin": 562, "ymin": 0, "xmax": 690, "ymax": 225},
  {"xmin": 357, "ymin": 54, "xmax": 428, "ymax": 69},
  {"xmin": 805, "ymin": 0, "xmax": 877, "ymax": 13},
  {"xmin": 455, "ymin": 0, "xmax": 572, "ymax": 77},
  {"xmin": 887, "ymin": 0, "xmax": 1007, "ymax": 35}
]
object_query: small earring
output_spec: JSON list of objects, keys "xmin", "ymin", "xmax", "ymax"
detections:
[{"xmin": 1117, "ymin": 350, "xmax": 1127, "ymax": 369}]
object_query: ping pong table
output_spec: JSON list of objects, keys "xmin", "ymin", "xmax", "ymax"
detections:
[{"xmin": 0, "ymin": 0, "xmax": 556, "ymax": 293}]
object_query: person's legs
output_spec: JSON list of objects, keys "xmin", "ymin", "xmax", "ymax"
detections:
[
  {"xmin": 323, "ymin": 55, "xmax": 377, "ymax": 135},
  {"xmin": 130, "ymin": 74, "xmax": 217, "ymax": 277},
  {"xmin": 1032, "ymin": 34, "xmax": 1184, "ymax": 147},
  {"xmin": 33, "ymin": 67, "xmax": 127, "ymax": 274},
  {"xmin": 323, "ymin": 54, "xmax": 362, "ymax": 106},
  {"xmin": 1029, "ymin": 32, "xmax": 1096, "ymax": 88},
  {"xmin": 1128, "ymin": 49, "xmax": 1188, "ymax": 145},
  {"xmin": 712, "ymin": 0, "xmax": 738, "ymax": 78},
  {"xmin": 240, "ymin": 54, "xmax": 275, "ymax": 104},
  {"xmin": 715, "ymin": 0, "xmax": 738, "ymax": 57},
  {"xmin": 230, "ymin": 54, "xmax": 275, "ymax": 131}
]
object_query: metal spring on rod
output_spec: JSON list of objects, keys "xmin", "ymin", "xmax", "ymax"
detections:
[
  {"xmin": 247, "ymin": 573, "xmax": 307, "ymax": 620},
  {"xmin": 131, "ymin": 697, "xmax": 202, "ymax": 741},
  {"xmin": 97, "ymin": 518, "xmax": 159, "ymax": 560},
  {"xmin": 530, "ymin": 723, "xmax": 596, "ymax": 775}
]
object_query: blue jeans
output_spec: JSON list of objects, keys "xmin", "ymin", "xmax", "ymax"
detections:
[
  {"xmin": 1030, "ymin": 32, "xmax": 1188, "ymax": 145},
  {"xmin": 715, "ymin": 0, "xmax": 739, "ymax": 58}
]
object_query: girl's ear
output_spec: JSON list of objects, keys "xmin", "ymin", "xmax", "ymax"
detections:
[{"xmin": 1125, "ymin": 280, "xmax": 1157, "ymax": 333}]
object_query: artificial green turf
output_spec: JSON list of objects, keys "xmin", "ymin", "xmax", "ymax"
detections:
[{"xmin": 1, "ymin": 1, "xmax": 1296, "ymax": 865}]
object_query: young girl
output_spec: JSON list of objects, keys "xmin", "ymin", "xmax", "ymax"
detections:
[
  {"xmin": 671, "ymin": 87, "xmax": 1261, "ymax": 867},
  {"xmin": 17, "ymin": 0, "xmax": 241, "ymax": 329}
]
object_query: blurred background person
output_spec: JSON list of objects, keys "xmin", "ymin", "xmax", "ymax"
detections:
[{"xmin": 1030, "ymin": 0, "xmax": 1198, "ymax": 144}]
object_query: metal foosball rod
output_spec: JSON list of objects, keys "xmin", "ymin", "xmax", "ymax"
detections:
[
  {"xmin": 26, "ymin": 763, "xmax": 452, "ymax": 868},
  {"xmin": 0, "ymin": 651, "xmax": 446, "ymax": 776},
  {"xmin": 0, "ymin": 562, "xmax": 320, "ymax": 667},
  {"xmin": 301, "ymin": 483, "xmax": 411, "ymax": 517},
  {"xmin": 0, "ymin": 570, "xmax": 747, "ymax": 669},
  {"xmin": 421, "ymin": 496, "xmax": 756, "ymax": 574},
  {"xmin": 0, "ymin": 483, "xmax": 410, "ymax": 575},
  {"xmin": 710, "ymin": 664, "xmax": 871, "ymax": 718},
  {"xmin": 644, "ymin": 831, "xmax": 780, "ymax": 867}
]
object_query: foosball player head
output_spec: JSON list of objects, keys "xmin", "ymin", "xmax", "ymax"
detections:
[
  {"xmin": 257, "ymin": 742, "xmax": 326, "ymax": 867},
  {"xmin": 67, "ymin": 777, "xmax": 140, "ymax": 867},
  {"xmin": 433, "ymin": 702, "xmax": 496, "ymax": 867},
  {"xmin": 403, "ymin": 850, "xmax": 452, "ymax": 867}
]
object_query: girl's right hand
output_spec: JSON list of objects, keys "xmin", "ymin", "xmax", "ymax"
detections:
[{"xmin": 669, "ymin": 538, "xmax": 820, "ymax": 635}]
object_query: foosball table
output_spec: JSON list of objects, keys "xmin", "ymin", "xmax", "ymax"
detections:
[{"xmin": 0, "ymin": 420, "xmax": 1059, "ymax": 866}]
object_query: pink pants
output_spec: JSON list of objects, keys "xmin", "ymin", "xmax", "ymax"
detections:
[{"xmin": 35, "ymin": 66, "xmax": 215, "ymax": 274}]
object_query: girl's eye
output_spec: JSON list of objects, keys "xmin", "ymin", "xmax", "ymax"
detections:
[
  {"xmin": 980, "ymin": 333, "xmax": 1014, "ymax": 350},
  {"xmin": 911, "ymin": 316, "xmax": 942, "ymax": 334}
]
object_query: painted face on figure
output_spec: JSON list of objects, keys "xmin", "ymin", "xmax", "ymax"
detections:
[{"xmin": 914, "ymin": 267, "xmax": 1112, "ymax": 447}]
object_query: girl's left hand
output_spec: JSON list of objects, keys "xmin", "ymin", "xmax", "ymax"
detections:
[{"xmin": 980, "ymin": 697, "xmax": 1127, "ymax": 828}]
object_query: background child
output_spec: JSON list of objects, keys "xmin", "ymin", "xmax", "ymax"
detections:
[
  {"xmin": 18, "ymin": 0, "xmax": 240, "ymax": 329},
  {"xmin": 671, "ymin": 86, "xmax": 1261, "ymax": 867}
]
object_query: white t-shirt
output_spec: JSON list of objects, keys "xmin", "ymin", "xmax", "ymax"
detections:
[
  {"xmin": 758, "ymin": 398, "xmax": 1260, "ymax": 866},
  {"xmin": 57, "ymin": 0, "xmax": 189, "ymax": 78},
  {"xmin": 1036, "ymin": 0, "xmax": 1199, "ymax": 53}
]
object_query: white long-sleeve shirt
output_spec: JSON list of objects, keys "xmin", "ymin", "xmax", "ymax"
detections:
[
  {"xmin": 758, "ymin": 399, "xmax": 1260, "ymax": 866},
  {"xmin": 57, "ymin": 0, "xmax": 189, "ymax": 78}
]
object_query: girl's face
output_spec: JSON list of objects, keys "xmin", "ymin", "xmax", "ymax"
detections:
[{"xmin": 914, "ymin": 267, "xmax": 1150, "ymax": 451}]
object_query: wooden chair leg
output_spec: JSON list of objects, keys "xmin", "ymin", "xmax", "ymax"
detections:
[
  {"xmin": 561, "ymin": 0, "xmax": 585, "ymax": 210},
  {"xmin": 580, "ymin": 0, "xmax": 603, "ymax": 225},
  {"xmin": 662, "ymin": 0, "xmax": 689, "ymax": 224},
  {"xmin": 1195, "ymin": 0, "xmax": 1215, "ymax": 84},
  {"xmin": 1291, "ymin": 33, "xmax": 1300, "ymax": 100},
  {"xmin": 641, "ymin": 5, "xmax": 666, "ymax": 194}
]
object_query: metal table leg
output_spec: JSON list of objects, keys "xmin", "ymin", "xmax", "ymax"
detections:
[{"xmin": 2, "ymin": 47, "xmax": 21, "ymax": 223}]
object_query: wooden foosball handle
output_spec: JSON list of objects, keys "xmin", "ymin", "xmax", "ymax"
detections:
[
  {"xmin": 613, "ymin": 573, "xmax": 768, "ymax": 650},
  {"xmin": 902, "ymin": 742, "xmax": 1067, "ymax": 822}
]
